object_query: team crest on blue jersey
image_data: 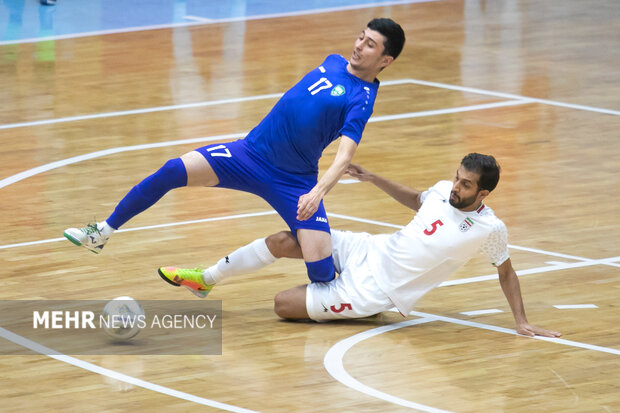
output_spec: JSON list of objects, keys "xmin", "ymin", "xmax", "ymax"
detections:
[
  {"xmin": 331, "ymin": 85, "xmax": 345, "ymax": 96},
  {"xmin": 459, "ymin": 217, "xmax": 474, "ymax": 232}
]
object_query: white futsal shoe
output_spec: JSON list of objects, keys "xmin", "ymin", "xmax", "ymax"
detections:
[{"xmin": 64, "ymin": 223, "xmax": 109, "ymax": 254}]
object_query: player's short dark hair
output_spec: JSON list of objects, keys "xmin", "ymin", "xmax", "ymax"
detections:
[
  {"xmin": 461, "ymin": 153, "xmax": 501, "ymax": 192},
  {"xmin": 367, "ymin": 18, "xmax": 405, "ymax": 59}
]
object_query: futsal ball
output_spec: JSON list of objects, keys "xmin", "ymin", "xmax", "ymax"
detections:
[{"xmin": 101, "ymin": 296, "xmax": 145, "ymax": 340}]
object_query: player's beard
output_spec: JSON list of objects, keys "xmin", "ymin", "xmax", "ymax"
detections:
[{"xmin": 449, "ymin": 191, "xmax": 478, "ymax": 209}]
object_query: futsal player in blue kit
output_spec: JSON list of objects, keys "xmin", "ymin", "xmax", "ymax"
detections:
[{"xmin": 64, "ymin": 18, "xmax": 406, "ymax": 291}]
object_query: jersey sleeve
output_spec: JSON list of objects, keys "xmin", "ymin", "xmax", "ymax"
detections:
[
  {"xmin": 420, "ymin": 190, "xmax": 429, "ymax": 204},
  {"xmin": 420, "ymin": 180, "xmax": 451, "ymax": 204},
  {"xmin": 338, "ymin": 91, "xmax": 375, "ymax": 144},
  {"xmin": 479, "ymin": 219, "xmax": 510, "ymax": 267}
]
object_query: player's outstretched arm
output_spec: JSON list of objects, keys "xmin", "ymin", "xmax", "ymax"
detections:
[
  {"xmin": 297, "ymin": 136, "xmax": 358, "ymax": 221},
  {"xmin": 346, "ymin": 163, "xmax": 422, "ymax": 210},
  {"xmin": 497, "ymin": 259, "xmax": 562, "ymax": 338}
]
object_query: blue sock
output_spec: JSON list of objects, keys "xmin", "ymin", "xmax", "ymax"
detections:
[
  {"xmin": 107, "ymin": 158, "xmax": 187, "ymax": 229},
  {"xmin": 305, "ymin": 255, "xmax": 335, "ymax": 283}
]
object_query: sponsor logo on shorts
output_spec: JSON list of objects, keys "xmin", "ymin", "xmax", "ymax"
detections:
[{"xmin": 315, "ymin": 216, "xmax": 328, "ymax": 223}]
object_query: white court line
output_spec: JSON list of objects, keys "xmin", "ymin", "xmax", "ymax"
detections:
[
  {"xmin": 554, "ymin": 304, "xmax": 598, "ymax": 310},
  {"xmin": 324, "ymin": 311, "xmax": 619, "ymax": 411},
  {"xmin": 0, "ymin": 98, "xmax": 526, "ymax": 189},
  {"xmin": 402, "ymin": 79, "xmax": 620, "ymax": 116},
  {"xmin": 0, "ymin": 0, "xmax": 437, "ymax": 46},
  {"xmin": 368, "ymin": 100, "xmax": 530, "ymax": 123},
  {"xmin": 324, "ymin": 317, "xmax": 454, "ymax": 413},
  {"xmin": 0, "ymin": 94, "xmax": 283, "ymax": 130},
  {"xmin": 337, "ymin": 179, "xmax": 361, "ymax": 184},
  {"xmin": 0, "ymin": 133, "xmax": 244, "ymax": 190},
  {"xmin": 439, "ymin": 259, "xmax": 603, "ymax": 287},
  {"xmin": 2, "ymin": 210, "xmax": 615, "ymax": 293},
  {"xmin": 0, "ymin": 326, "xmax": 260, "ymax": 413},
  {"xmin": 0, "ymin": 211, "xmax": 278, "ymax": 250},
  {"xmin": 460, "ymin": 309, "xmax": 503, "ymax": 316},
  {"xmin": 186, "ymin": 0, "xmax": 439, "ymax": 26},
  {"xmin": 328, "ymin": 213, "xmax": 620, "ymax": 273},
  {"xmin": 183, "ymin": 15, "xmax": 217, "ymax": 23},
  {"xmin": 2, "ymin": 211, "xmax": 615, "ymax": 282},
  {"xmin": 2, "ymin": 208, "xmax": 615, "ymax": 289},
  {"xmin": 409, "ymin": 311, "xmax": 620, "ymax": 356},
  {"xmin": 507, "ymin": 245, "xmax": 604, "ymax": 263},
  {"xmin": 328, "ymin": 212, "xmax": 405, "ymax": 229},
  {"xmin": 0, "ymin": 78, "xmax": 411, "ymax": 130}
]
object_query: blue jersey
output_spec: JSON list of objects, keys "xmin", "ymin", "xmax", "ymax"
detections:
[{"xmin": 244, "ymin": 54, "xmax": 379, "ymax": 175}]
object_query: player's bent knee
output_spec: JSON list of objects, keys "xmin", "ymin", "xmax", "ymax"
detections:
[
  {"xmin": 181, "ymin": 151, "xmax": 219, "ymax": 187},
  {"xmin": 266, "ymin": 231, "xmax": 301, "ymax": 259},
  {"xmin": 274, "ymin": 287, "xmax": 308, "ymax": 320},
  {"xmin": 274, "ymin": 291, "xmax": 298, "ymax": 319},
  {"xmin": 273, "ymin": 291, "xmax": 289, "ymax": 318}
]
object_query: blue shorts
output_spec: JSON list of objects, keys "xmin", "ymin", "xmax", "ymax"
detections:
[{"xmin": 195, "ymin": 139, "xmax": 330, "ymax": 235}]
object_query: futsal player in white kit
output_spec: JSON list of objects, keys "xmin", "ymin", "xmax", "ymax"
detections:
[{"xmin": 161, "ymin": 153, "xmax": 561, "ymax": 338}]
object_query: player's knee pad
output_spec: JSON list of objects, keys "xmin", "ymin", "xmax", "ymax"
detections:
[{"xmin": 305, "ymin": 256, "xmax": 335, "ymax": 283}]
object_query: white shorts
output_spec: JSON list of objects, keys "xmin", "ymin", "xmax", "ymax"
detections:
[{"xmin": 306, "ymin": 230, "xmax": 394, "ymax": 321}]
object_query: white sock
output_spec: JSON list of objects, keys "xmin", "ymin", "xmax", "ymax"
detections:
[
  {"xmin": 202, "ymin": 238, "xmax": 277, "ymax": 285},
  {"xmin": 98, "ymin": 221, "xmax": 115, "ymax": 238}
]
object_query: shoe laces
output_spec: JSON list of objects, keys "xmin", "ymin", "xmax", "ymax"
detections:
[{"xmin": 84, "ymin": 223, "xmax": 102, "ymax": 235}]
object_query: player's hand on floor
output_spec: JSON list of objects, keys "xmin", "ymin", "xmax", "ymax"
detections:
[
  {"xmin": 517, "ymin": 322, "xmax": 562, "ymax": 338},
  {"xmin": 297, "ymin": 192, "xmax": 321, "ymax": 221},
  {"xmin": 346, "ymin": 163, "xmax": 373, "ymax": 181}
]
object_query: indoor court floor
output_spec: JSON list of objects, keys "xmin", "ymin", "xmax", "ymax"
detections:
[{"xmin": 0, "ymin": 0, "xmax": 619, "ymax": 412}]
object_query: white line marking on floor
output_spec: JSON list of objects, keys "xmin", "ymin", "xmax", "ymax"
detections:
[
  {"xmin": 402, "ymin": 79, "xmax": 620, "ymax": 116},
  {"xmin": 0, "ymin": 1, "xmax": 439, "ymax": 46},
  {"xmin": 409, "ymin": 311, "xmax": 620, "ymax": 356},
  {"xmin": 553, "ymin": 304, "xmax": 598, "ymax": 310},
  {"xmin": 0, "ymin": 133, "xmax": 245, "ymax": 190},
  {"xmin": 1, "ymin": 100, "xmax": 523, "ymax": 189},
  {"xmin": 183, "ymin": 15, "xmax": 216, "ymax": 23},
  {"xmin": 460, "ymin": 309, "xmax": 504, "ymax": 316},
  {"xmin": 0, "ymin": 78, "xmax": 461, "ymax": 130},
  {"xmin": 0, "ymin": 326, "xmax": 260, "ymax": 413},
  {"xmin": 328, "ymin": 212, "xmax": 404, "ymax": 229},
  {"xmin": 324, "ymin": 317, "xmax": 454, "ymax": 413},
  {"xmin": 0, "ymin": 211, "xmax": 278, "ymax": 250},
  {"xmin": 1, "ymin": 212, "xmax": 615, "ymax": 289},
  {"xmin": 325, "ymin": 309, "xmax": 619, "ymax": 411},
  {"xmin": 0, "ymin": 94, "xmax": 283, "ymax": 130},
  {"xmin": 368, "ymin": 100, "xmax": 530, "ymax": 123}
]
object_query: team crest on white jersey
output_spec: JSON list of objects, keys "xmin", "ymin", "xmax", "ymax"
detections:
[
  {"xmin": 459, "ymin": 217, "xmax": 474, "ymax": 232},
  {"xmin": 331, "ymin": 85, "xmax": 345, "ymax": 96},
  {"xmin": 316, "ymin": 216, "xmax": 328, "ymax": 223}
]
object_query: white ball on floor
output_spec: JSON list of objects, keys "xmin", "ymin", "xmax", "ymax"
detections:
[{"xmin": 101, "ymin": 296, "xmax": 145, "ymax": 341}]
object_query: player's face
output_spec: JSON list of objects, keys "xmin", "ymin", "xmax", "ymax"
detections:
[
  {"xmin": 449, "ymin": 166, "xmax": 489, "ymax": 211},
  {"xmin": 350, "ymin": 28, "xmax": 394, "ymax": 74}
]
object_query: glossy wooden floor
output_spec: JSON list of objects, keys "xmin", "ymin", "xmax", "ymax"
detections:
[{"xmin": 1, "ymin": 1, "xmax": 619, "ymax": 412}]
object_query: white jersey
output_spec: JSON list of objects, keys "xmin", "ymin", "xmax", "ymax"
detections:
[{"xmin": 367, "ymin": 180, "xmax": 510, "ymax": 315}]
